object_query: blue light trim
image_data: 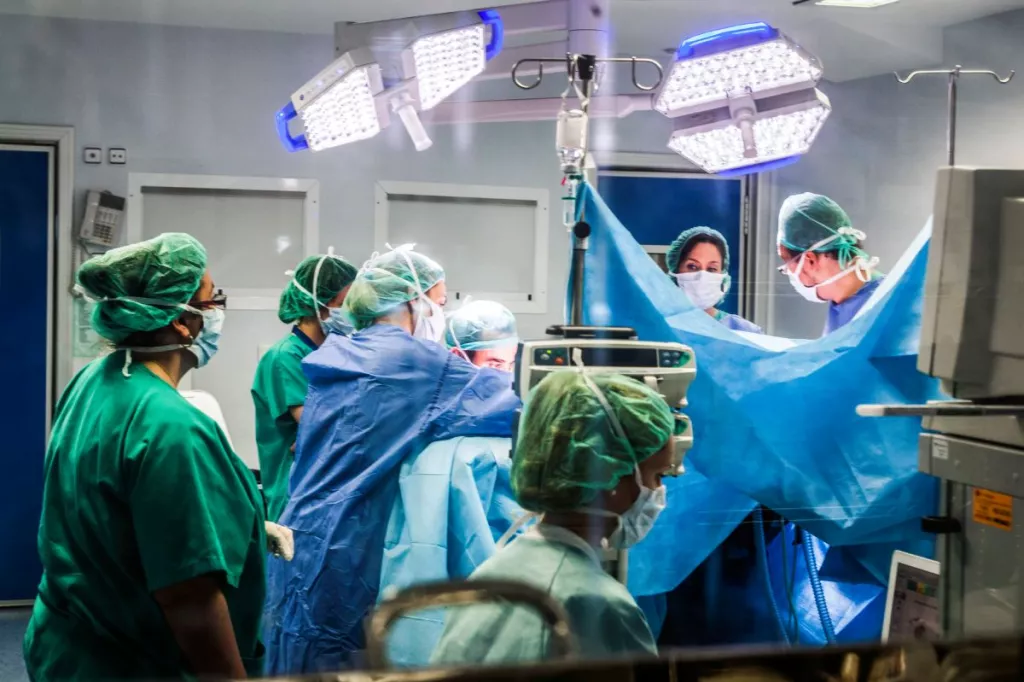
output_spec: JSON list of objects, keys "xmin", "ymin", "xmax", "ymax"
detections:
[
  {"xmin": 275, "ymin": 101, "xmax": 309, "ymax": 153},
  {"xmin": 675, "ymin": 22, "xmax": 778, "ymax": 61},
  {"xmin": 479, "ymin": 9, "xmax": 504, "ymax": 61},
  {"xmin": 716, "ymin": 155, "xmax": 800, "ymax": 177}
]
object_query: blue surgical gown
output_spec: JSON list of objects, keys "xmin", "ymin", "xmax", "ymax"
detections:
[
  {"xmin": 264, "ymin": 325, "xmax": 520, "ymax": 675},
  {"xmin": 717, "ymin": 311, "xmax": 763, "ymax": 334},
  {"xmin": 379, "ymin": 435, "xmax": 522, "ymax": 667},
  {"xmin": 824, "ymin": 278, "xmax": 883, "ymax": 336}
]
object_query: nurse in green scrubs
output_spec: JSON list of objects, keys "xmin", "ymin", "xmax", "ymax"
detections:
[
  {"xmin": 251, "ymin": 252, "xmax": 357, "ymax": 521},
  {"xmin": 24, "ymin": 233, "xmax": 266, "ymax": 680}
]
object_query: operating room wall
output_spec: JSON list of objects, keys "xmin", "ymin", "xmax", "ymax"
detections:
[
  {"xmin": 761, "ymin": 9, "xmax": 1024, "ymax": 339},
  {"xmin": 0, "ymin": 14, "xmax": 671, "ymax": 467}
]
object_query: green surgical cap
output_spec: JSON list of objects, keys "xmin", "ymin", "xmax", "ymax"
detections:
[
  {"xmin": 278, "ymin": 253, "xmax": 358, "ymax": 324},
  {"xmin": 343, "ymin": 246, "xmax": 445, "ymax": 331},
  {"xmin": 76, "ymin": 232, "xmax": 207, "ymax": 343},
  {"xmin": 512, "ymin": 371, "xmax": 674, "ymax": 513},
  {"xmin": 666, "ymin": 226, "xmax": 730, "ymax": 274},
  {"xmin": 445, "ymin": 300, "xmax": 518, "ymax": 352},
  {"xmin": 777, "ymin": 193, "xmax": 854, "ymax": 252}
]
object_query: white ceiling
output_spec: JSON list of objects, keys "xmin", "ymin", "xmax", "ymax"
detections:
[{"xmin": 2, "ymin": 0, "xmax": 1022, "ymax": 81}]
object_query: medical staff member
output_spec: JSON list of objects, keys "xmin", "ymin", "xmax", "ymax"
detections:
[
  {"xmin": 378, "ymin": 299, "xmax": 524, "ymax": 667},
  {"xmin": 252, "ymin": 252, "xmax": 357, "ymax": 522},
  {"xmin": 445, "ymin": 299, "xmax": 520, "ymax": 371},
  {"xmin": 264, "ymin": 246, "xmax": 519, "ymax": 675},
  {"xmin": 24, "ymin": 234, "xmax": 266, "ymax": 680},
  {"xmin": 777, "ymin": 193, "xmax": 882, "ymax": 335},
  {"xmin": 667, "ymin": 226, "xmax": 761, "ymax": 333},
  {"xmin": 431, "ymin": 370, "xmax": 676, "ymax": 665}
]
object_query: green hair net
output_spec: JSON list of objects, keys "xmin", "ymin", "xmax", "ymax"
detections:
[
  {"xmin": 666, "ymin": 226, "xmax": 730, "ymax": 274},
  {"xmin": 343, "ymin": 245, "xmax": 445, "ymax": 331},
  {"xmin": 512, "ymin": 371, "xmax": 674, "ymax": 513},
  {"xmin": 76, "ymin": 232, "xmax": 207, "ymax": 343},
  {"xmin": 445, "ymin": 300, "xmax": 518, "ymax": 352},
  {"xmin": 278, "ymin": 252, "xmax": 358, "ymax": 324},
  {"xmin": 778, "ymin": 193, "xmax": 865, "ymax": 268}
]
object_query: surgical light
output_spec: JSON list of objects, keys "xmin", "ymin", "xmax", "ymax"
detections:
[
  {"xmin": 408, "ymin": 24, "xmax": 488, "ymax": 110},
  {"xmin": 656, "ymin": 23, "xmax": 823, "ymax": 118},
  {"xmin": 667, "ymin": 89, "xmax": 831, "ymax": 174},
  {"xmin": 276, "ymin": 49, "xmax": 386, "ymax": 153}
]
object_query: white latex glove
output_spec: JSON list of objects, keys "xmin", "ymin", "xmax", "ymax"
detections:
[{"xmin": 265, "ymin": 522, "xmax": 295, "ymax": 561}]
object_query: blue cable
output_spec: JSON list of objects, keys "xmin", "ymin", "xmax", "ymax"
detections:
[
  {"xmin": 800, "ymin": 527, "xmax": 837, "ymax": 644},
  {"xmin": 753, "ymin": 507, "xmax": 790, "ymax": 645}
]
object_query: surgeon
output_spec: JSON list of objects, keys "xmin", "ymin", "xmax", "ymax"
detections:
[
  {"xmin": 24, "ymin": 234, "xmax": 266, "ymax": 680},
  {"xmin": 777, "ymin": 193, "xmax": 882, "ymax": 335},
  {"xmin": 667, "ymin": 226, "xmax": 762, "ymax": 334},
  {"xmin": 431, "ymin": 370, "xmax": 676, "ymax": 665},
  {"xmin": 252, "ymin": 251, "xmax": 357, "ymax": 521},
  {"xmin": 445, "ymin": 299, "xmax": 520, "ymax": 371},
  {"xmin": 264, "ymin": 245, "xmax": 520, "ymax": 675},
  {"xmin": 379, "ymin": 299, "xmax": 524, "ymax": 667}
]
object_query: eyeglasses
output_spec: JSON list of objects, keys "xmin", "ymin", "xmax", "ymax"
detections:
[
  {"xmin": 776, "ymin": 253, "xmax": 804, "ymax": 275},
  {"xmin": 193, "ymin": 289, "xmax": 228, "ymax": 310}
]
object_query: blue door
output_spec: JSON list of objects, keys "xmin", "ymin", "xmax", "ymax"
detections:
[
  {"xmin": 598, "ymin": 172, "xmax": 745, "ymax": 315},
  {"xmin": 0, "ymin": 145, "xmax": 52, "ymax": 602}
]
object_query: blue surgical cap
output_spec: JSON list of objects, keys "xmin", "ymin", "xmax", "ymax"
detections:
[{"xmin": 445, "ymin": 300, "xmax": 518, "ymax": 352}]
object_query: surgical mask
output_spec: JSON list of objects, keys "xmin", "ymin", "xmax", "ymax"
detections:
[
  {"xmin": 786, "ymin": 251, "xmax": 879, "ymax": 304},
  {"xmin": 782, "ymin": 228, "xmax": 879, "ymax": 304},
  {"xmin": 187, "ymin": 307, "xmax": 224, "ymax": 368},
  {"xmin": 673, "ymin": 271, "xmax": 728, "ymax": 310},
  {"xmin": 413, "ymin": 296, "xmax": 446, "ymax": 343},
  {"xmin": 321, "ymin": 307, "xmax": 354, "ymax": 337},
  {"xmin": 607, "ymin": 469, "xmax": 667, "ymax": 550}
]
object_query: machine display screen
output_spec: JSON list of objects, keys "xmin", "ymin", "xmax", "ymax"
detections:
[
  {"xmin": 579, "ymin": 346, "xmax": 659, "ymax": 367},
  {"xmin": 886, "ymin": 562, "xmax": 941, "ymax": 642}
]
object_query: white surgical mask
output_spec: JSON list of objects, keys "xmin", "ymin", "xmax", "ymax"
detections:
[
  {"xmin": 673, "ymin": 271, "xmax": 728, "ymax": 310},
  {"xmin": 607, "ymin": 469, "xmax": 667, "ymax": 549},
  {"xmin": 782, "ymin": 228, "xmax": 878, "ymax": 304},
  {"xmin": 786, "ymin": 251, "xmax": 879, "ymax": 304},
  {"xmin": 187, "ymin": 307, "xmax": 225, "ymax": 368},
  {"xmin": 412, "ymin": 296, "xmax": 446, "ymax": 343}
]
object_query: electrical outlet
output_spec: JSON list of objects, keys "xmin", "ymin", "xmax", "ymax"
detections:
[
  {"xmin": 83, "ymin": 147, "xmax": 102, "ymax": 164},
  {"xmin": 108, "ymin": 148, "xmax": 127, "ymax": 165}
]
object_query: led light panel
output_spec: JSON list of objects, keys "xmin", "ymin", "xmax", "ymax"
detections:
[
  {"xmin": 412, "ymin": 24, "xmax": 488, "ymax": 110},
  {"xmin": 299, "ymin": 67, "xmax": 382, "ymax": 152},
  {"xmin": 817, "ymin": 0, "xmax": 899, "ymax": 7},
  {"xmin": 656, "ymin": 39, "xmax": 823, "ymax": 117},
  {"xmin": 668, "ymin": 98, "xmax": 830, "ymax": 174}
]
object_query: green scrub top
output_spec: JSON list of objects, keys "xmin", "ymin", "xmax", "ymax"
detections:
[
  {"xmin": 23, "ymin": 352, "xmax": 267, "ymax": 681},
  {"xmin": 251, "ymin": 329, "xmax": 316, "ymax": 521},
  {"xmin": 431, "ymin": 525, "xmax": 657, "ymax": 666}
]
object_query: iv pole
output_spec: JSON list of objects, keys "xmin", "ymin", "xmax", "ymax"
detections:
[{"xmin": 894, "ymin": 65, "xmax": 1015, "ymax": 165}]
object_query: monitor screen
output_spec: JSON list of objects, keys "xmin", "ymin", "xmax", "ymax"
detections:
[{"xmin": 886, "ymin": 561, "xmax": 941, "ymax": 642}]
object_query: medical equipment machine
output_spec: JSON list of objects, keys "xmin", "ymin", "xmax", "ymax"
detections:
[
  {"xmin": 513, "ymin": 325, "xmax": 696, "ymax": 584},
  {"xmin": 881, "ymin": 551, "xmax": 942, "ymax": 644},
  {"xmin": 78, "ymin": 190, "xmax": 125, "ymax": 249},
  {"xmin": 860, "ymin": 167, "xmax": 1024, "ymax": 640}
]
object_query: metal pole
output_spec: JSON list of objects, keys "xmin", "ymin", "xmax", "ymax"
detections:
[{"xmin": 947, "ymin": 66, "xmax": 960, "ymax": 165}]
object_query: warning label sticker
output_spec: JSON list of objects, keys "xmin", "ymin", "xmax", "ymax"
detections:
[{"xmin": 973, "ymin": 488, "xmax": 1014, "ymax": 531}]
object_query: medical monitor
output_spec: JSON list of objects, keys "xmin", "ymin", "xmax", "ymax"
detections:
[
  {"xmin": 920, "ymin": 167, "xmax": 1024, "ymax": 399},
  {"xmin": 882, "ymin": 551, "xmax": 942, "ymax": 644}
]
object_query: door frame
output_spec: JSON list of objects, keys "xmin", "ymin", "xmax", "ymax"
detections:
[
  {"xmin": 592, "ymin": 151, "xmax": 758, "ymax": 322},
  {"xmin": 0, "ymin": 124, "xmax": 75, "ymax": 406}
]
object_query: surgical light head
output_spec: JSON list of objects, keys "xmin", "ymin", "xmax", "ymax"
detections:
[
  {"xmin": 667, "ymin": 88, "xmax": 831, "ymax": 174},
  {"xmin": 656, "ymin": 22, "xmax": 829, "ymax": 175},
  {"xmin": 277, "ymin": 49, "xmax": 387, "ymax": 153},
  {"xmin": 277, "ymin": 10, "xmax": 502, "ymax": 154}
]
